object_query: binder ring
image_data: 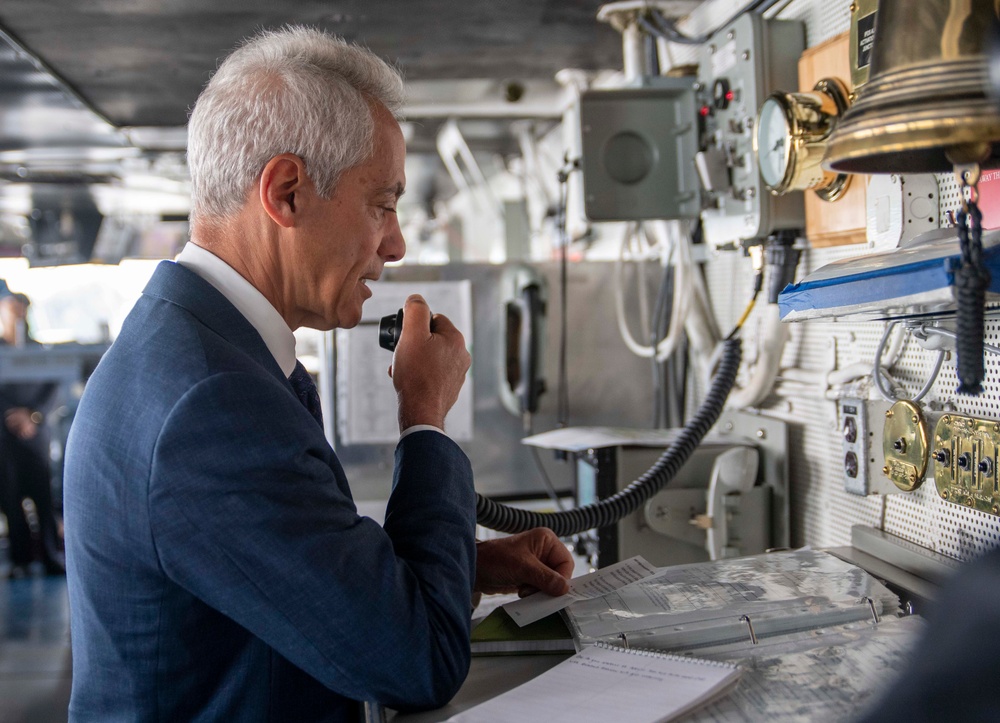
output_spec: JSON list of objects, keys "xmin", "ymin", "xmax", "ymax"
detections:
[{"xmin": 860, "ymin": 596, "xmax": 880, "ymax": 624}]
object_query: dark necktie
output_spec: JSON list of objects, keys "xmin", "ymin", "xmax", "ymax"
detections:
[{"xmin": 289, "ymin": 360, "xmax": 324, "ymax": 429}]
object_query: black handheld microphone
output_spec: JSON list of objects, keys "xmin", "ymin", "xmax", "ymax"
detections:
[{"xmin": 378, "ymin": 308, "xmax": 404, "ymax": 351}]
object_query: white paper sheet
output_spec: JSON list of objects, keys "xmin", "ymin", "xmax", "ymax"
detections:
[
  {"xmin": 336, "ymin": 280, "xmax": 473, "ymax": 444},
  {"xmin": 502, "ymin": 556, "xmax": 658, "ymax": 627}
]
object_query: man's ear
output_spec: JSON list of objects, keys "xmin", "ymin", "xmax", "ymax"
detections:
[{"xmin": 259, "ymin": 154, "xmax": 308, "ymax": 228}]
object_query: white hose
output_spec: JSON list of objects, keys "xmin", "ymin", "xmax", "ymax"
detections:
[
  {"xmin": 724, "ymin": 304, "xmax": 789, "ymax": 409},
  {"xmin": 666, "ymin": 220, "xmax": 720, "ymax": 368},
  {"xmin": 614, "ymin": 221, "xmax": 721, "ymax": 378},
  {"xmin": 654, "ymin": 224, "xmax": 693, "ymax": 363},
  {"xmin": 614, "ymin": 223, "xmax": 659, "ymax": 358}
]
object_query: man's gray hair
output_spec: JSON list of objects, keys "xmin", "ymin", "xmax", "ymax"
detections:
[{"xmin": 187, "ymin": 26, "xmax": 404, "ymax": 222}]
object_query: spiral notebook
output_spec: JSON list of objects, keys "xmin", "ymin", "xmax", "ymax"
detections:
[{"xmin": 445, "ymin": 642, "xmax": 740, "ymax": 723}]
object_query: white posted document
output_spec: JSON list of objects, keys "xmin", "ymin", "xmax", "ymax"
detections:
[
  {"xmin": 336, "ymin": 280, "xmax": 473, "ymax": 444},
  {"xmin": 502, "ymin": 556, "xmax": 657, "ymax": 627}
]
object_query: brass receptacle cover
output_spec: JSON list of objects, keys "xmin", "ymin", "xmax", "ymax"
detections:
[
  {"xmin": 882, "ymin": 400, "xmax": 928, "ymax": 492},
  {"xmin": 934, "ymin": 414, "xmax": 1000, "ymax": 516}
]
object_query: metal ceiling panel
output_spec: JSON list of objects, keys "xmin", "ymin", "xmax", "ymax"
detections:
[
  {"xmin": 0, "ymin": 27, "xmax": 127, "ymax": 155},
  {"xmin": 0, "ymin": 1, "xmax": 624, "ymax": 128}
]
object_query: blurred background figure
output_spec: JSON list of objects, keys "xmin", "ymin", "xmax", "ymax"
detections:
[{"xmin": 0, "ymin": 289, "xmax": 64, "ymax": 577}]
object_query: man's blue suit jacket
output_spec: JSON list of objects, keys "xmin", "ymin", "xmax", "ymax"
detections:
[{"xmin": 63, "ymin": 261, "xmax": 477, "ymax": 721}]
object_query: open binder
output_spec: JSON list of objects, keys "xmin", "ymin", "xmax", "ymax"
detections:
[
  {"xmin": 559, "ymin": 550, "xmax": 922, "ymax": 722},
  {"xmin": 562, "ymin": 549, "xmax": 900, "ymax": 651},
  {"xmin": 693, "ymin": 613, "xmax": 923, "ymax": 721}
]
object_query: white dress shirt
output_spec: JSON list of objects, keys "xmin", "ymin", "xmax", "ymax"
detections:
[
  {"xmin": 174, "ymin": 241, "xmax": 442, "ymax": 439},
  {"xmin": 175, "ymin": 241, "xmax": 297, "ymax": 377}
]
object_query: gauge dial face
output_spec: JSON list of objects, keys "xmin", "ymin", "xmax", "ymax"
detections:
[{"xmin": 756, "ymin": 97, "xmax": 791, "ymax": 190}]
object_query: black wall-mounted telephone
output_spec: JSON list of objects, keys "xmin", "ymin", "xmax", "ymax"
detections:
[
  {"xmin": 503, "ymin": 283, "xmax": 546, "ymax": 416},
  {"xmin": 499, "ymin": 266, "xmax": 548, "ymax": 419}
]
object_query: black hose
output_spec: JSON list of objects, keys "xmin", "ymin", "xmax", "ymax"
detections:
[
  {"xmin": 955, "ymin": 202, "xmax": 989, "ymax": 395},
  {"xmin": 476, "ymin": 338, "xmax": 743, "ymax": 536}
]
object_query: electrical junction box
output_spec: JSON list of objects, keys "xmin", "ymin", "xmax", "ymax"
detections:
[
  {"xmin": 579, "ymin": 78, "xmax": 700, "ymax": 221},
  {"xmin": 840, "ymin": 398, "xmax": 897, "ymax": 496},
  {"xmin": 696, "ymin": 12, "xmax": 805, "ymax": 246},
  {"xmin": 866, "ymin": 174, "xmax": 940, "ymax": 252}
]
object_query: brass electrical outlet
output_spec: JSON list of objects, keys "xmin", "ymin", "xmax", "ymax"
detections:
[
  {"xmin": 933, "ymin": 414, "xmax": 1000, "ymax": 515},
  {"xmin": 882, "ymin": 400, "xmax": 928, "ymax": 491}
]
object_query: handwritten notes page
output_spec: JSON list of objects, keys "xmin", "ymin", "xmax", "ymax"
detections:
[
  {"xmin": 446, "ymin": 644, "xmax": 740, "ymax": 723},
  {"xmin": 502, "ymin": 556, "xmax": 658, "ymax": 627}
]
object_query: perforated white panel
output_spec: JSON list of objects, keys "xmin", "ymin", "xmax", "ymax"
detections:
[{"xmin": 697, "ymin": 0, "xmax": 1000, "ymax": 561}]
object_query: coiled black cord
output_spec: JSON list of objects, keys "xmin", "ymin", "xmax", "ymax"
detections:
[
  {"xmin": 955, "ymin": 202, "xmax": 990, "ymax": 395},
  {"xmin": 475, "ymin": 338, "xmax": 743, "ymax": 536}
]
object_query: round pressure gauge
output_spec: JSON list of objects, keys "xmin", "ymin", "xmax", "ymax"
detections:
[
  {"xmin": 752, "ymin": 77, "xmax": 852, "ymax": 201},
  {"xmin": 756, "ymin": 96, "xmax": 790, "ymax": 189}
]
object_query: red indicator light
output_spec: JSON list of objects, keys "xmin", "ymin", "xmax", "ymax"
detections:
[{"xmin": 700, "ymin": 105, "xmax": 711, "ymax": 117}]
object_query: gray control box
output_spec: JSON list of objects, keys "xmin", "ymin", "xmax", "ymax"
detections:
[
  {"xmin": 697, "ymin": 13, "xmax": 805, "ymax": 245},
  {"xmin": 580, "ymin": 78, "xmax": 700, "ymax": 221}
]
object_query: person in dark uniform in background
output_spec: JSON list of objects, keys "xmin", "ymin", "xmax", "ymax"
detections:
[{"xmin": 0, "ymin": 290, "xmax": 64, "ymax": 577}]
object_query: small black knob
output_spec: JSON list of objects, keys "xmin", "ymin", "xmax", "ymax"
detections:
[
  {"xmin": 713, "ymin": 78, "xmax": 733, "ymax": 110},
  {"xmin": 957, "ymin": 453, "xmax": 972, "ymax": 470},
  {"xmin": 933, "ymin": 449, "xmax": 950, "ymax": 464}
]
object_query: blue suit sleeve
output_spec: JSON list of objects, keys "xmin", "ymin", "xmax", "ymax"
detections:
[{"xmin": 147, "ymin": 371, "xmax": 476, "ymax": 709}]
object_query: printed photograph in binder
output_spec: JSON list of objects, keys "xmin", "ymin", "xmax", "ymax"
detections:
[
  {"xmin": 697, "ymin": 614, "xmax": 924, "ymax": 721},
  {"xmin": 561, "ymin": 550, "xmax": 901, "ymax": 652},
  {"xmin": 445, "ymin": 643, "xmax": 740, "ymax": 723}
]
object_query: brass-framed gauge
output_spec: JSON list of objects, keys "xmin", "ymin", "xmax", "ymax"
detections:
[{"xmin": 753, "ymin": 77, "xmax": 852, "ymax": 202}]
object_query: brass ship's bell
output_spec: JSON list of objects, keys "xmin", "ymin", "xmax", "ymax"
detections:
[{"xmin": 825, "ymin": 0, "xmax": 1000, "ymax": 174}]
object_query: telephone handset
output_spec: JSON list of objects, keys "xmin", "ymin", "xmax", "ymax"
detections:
[
  {"xmin": 499, "ymin": 266, "xmax": 547, "ymax": 418},
  {"xmin": 378, "ymin": 308, "xmax": 404, "ymax": 351},
  {"xmin": 503, "ymin": 283, "xmax": 546, "ymax": 416}
]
